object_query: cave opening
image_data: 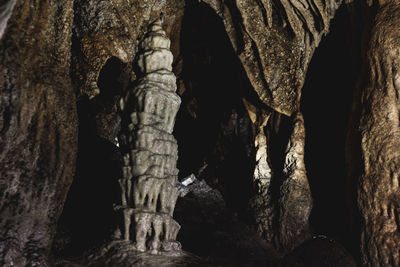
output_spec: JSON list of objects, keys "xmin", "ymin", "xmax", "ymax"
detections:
[{"xmin": 300, "ymin": 5, "xmax": 355, "ymax": 248}]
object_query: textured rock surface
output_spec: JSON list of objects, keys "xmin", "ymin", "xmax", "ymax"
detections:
[
  {"xmin": 193, "ymin": 0, "xmax": 337, "ymax": 252},
  {"xmin": 278, "ymin": 112, "xmax": 312, "ymax": 252},
  {"xmin": 202, "ymin": 0, "xmax": 339, "ymax": 115},
  {"xmin": 71, "ymin": 0, "xmax": 184, "ymax": 99},
  {"xmin": 2, "ymin": 0, "xmax": 400, "ymax": 266},
  {"xmin": 0, "ymin": 0, "xmax": 77, "ymax": 266},
  {"xmin": 249, "ymin": 111, "xmax": 312, "ymax": 252},
  {"xmin": 0, "ymin": 0, "xmax": 16, "ymax": 39},
  {"xmin": 249, "ymin": 110, "xmax": 276, "ymax": 243},
  {"xmin": 354, "ymin": 2, "xmax": 400, "ymax": 265},
  {"xmin": 117, "ymin": 19, "xmax": 181, "ymax": 254}
]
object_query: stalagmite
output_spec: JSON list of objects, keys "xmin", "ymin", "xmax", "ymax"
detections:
[
  {"xmin": 116, "ymin": 18, "xmax": 181, "ymax": 255},
  {"xmin": 248, "ymin": 108, "xmax": 312, "ymax": 252},
  {"xmin": 278, "ymin": 112, "xmax": 312, "ymax": 252},
  {"xmin": 249, "ymin": 111, "xmax": 276, "ymax": 243}
]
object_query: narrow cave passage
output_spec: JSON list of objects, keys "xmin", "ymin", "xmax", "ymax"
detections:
[
  {"xmin": 301, "ymin": 6, "xmax": 354, "ymax": 243},
  {"xmin": 173, "ymin": 1, "xmax": 255, "ymax": 215}
]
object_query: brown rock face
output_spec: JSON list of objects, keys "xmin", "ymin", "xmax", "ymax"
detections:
[
  {"xmin": 355, "ymin": 2, "xmax": 400, "ymax": 265},
  {"xmin": 0, "ymin": 1, "xmax": 77, "ymax": 266},
  {"xmin": 72, "ymin": 0, "xmax": 185, "ymax": 99},
  {"xmin": 2, "ymin": 0, "xmax": 400, "ymax": 266},
  {"xmin": 278, "ymin": 112, "xmax": 312, "ymax": 252},
  {"xmin": 202, "ymin": 0, "xmax": 338, "ymax": 115},
  {"xmin": 0, "ymin": 0, "xmax": 16, "ymax": 40},
  {"xmin": 249, "ymin": 110, "xmax": 312, "ymax": 252}
]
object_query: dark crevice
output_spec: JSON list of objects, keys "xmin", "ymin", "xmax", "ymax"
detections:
[
  {"xmin": 266, "ymin": 111, "xmax": 293, "ymax": 205},
  {"xmin": 300, "ymin": 5, "xmax": 354, "ymax": 247},
  {"xmin": 53, "ymin": 57, "xmax": 131, "ymax": 258},
  {"xmin": 173, "ymin": 2, "xmax": 267, "ymax": 262},
  {"xmin": 174, "ymin": 1, "xmax": 255, "ymax": 215}
]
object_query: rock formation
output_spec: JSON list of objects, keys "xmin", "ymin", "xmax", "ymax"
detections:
[
  {"xmin": 348, "ymin": 1, "xmax": 400, "ymax": 265},
  {"xmin": 278, "ymin": 112, "xmax": 312, "ymax": 252},
  {"xmin": 248, "ymin": 109, "xmax": 312, "ymax": 252},
  {"xmin": 0, "ymin": 0, "xmax": 16, "ymax": 40},
  {"xmin": 117, "ymin": 19, "xmax": 181, "ymax": 254},
  {"xmin": 202, "ymin": 0, "xmax": 339, "ymax": 115},
  {"xmin": 1, "ymin": 0, "xmax": 400, "ymax": 266},
  {"xmin": 0, "ymin": 1, "xmax": 77, "ymax": 266}
]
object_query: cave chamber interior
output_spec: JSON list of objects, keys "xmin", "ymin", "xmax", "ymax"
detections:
[{"xmin": 54, "ymin": 2, "xmax": 358, "ymax": 265}]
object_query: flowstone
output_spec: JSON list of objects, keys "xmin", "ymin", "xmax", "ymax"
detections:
[{"xmin": 116, "ymin": 18, "xmax": 182, "ymax": 255}]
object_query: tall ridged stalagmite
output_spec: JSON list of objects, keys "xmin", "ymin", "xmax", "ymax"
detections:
[{"xmin": 117, "ymin": 18, "xmax": 181, "ymax": 255}]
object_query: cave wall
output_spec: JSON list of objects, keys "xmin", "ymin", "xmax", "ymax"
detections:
[
  {"xmin": 346, "ymin": 1, "xmax": 400, "ymax": 265},
  {"xmin": 0, "ymin": 1, "xmax": 77, "ymax": 265}
]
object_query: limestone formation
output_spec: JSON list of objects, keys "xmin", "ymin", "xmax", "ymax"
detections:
[
  {"xmin": 72, "ymin": 0, "xmax": 184, "ymax": 99},
  {"xmin": 202, "ymin": 0, "xmax": 339, "ymax": 116},
  {"xmin": 352, "ymin": 2, "xmax": 400, "ymax": 265},
  {"xmin": 249, "ymin": 110, "xmax": 276, "ymax": 243},
  {"xmin": 0, "ymin": 1, "xmax": 77, "ymax": 266},
  {"xmin": 2, "ymin": 0, "xmax": 400, "ymax": 266},
  {"xmin": 117, "ymin": 19, "xmax": 181, "ymax": 254},
  {"xmin": 249, "ymin": 110, "xmax": 312, "ymax": 252},
  {"xmin": 278, "ymin": 112, "xmax": 312, "ymax": 252}
]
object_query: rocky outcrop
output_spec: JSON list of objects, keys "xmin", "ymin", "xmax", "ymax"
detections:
[
  {"xmin": 0, "ymin": 1, "xmax": 77, "ymax": 266},
  {"xmin": 117, "ymin": 19, "xmax": 181, "ymax": 254}
]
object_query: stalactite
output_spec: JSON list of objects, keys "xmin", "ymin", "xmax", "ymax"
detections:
[{"xmin": 116, "ymin": 18, "xmax": 181, "ymax": 255}]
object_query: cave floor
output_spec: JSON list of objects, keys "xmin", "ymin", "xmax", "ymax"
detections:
[{"xmin": 55, "ymin": 180, "xmax": 357, "ymax": 267}]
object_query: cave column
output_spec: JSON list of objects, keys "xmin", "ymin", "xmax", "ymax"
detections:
[{"xmin": 117, "ymin": 18, "xmax": 181, "ymax": 255}]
